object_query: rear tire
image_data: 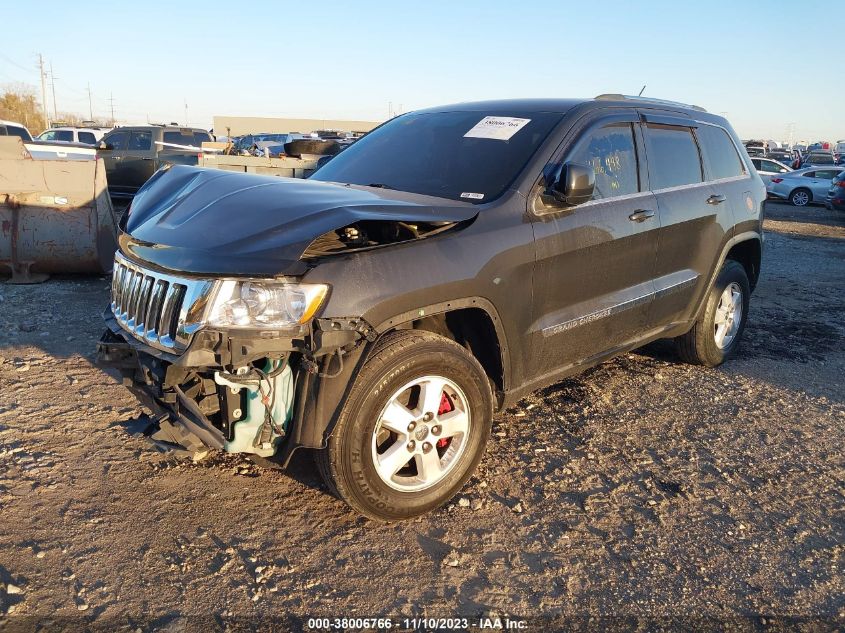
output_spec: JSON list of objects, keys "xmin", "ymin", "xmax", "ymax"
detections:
[
  {"xmin": 790, "ymin": 188, "xmax": 811, "ymax": 206},
  {"xmin": 315, "ymin": 330, "xmax": 493, "ymax": 521},
  {"xmin": 675, "ymin": 260, "xmax": 750, "ymax": 367}
]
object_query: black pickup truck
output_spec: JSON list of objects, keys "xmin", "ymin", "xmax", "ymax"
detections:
[
  {"xmin": 97, "ymin": 125, "xmax": 212, "ymax": 199},
  {"xmin": 96, "ymin": 96, "xmax": 764, "ymax": 521}
]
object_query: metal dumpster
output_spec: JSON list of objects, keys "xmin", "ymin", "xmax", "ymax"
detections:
[{"xmin": 0, "ymin": 137, "xmax": 118, "ymax": 283}]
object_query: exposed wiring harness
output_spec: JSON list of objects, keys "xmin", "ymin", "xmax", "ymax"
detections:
[{"xmin": 216, "ymin": 358, "xmax": 288, "ymax": 445}]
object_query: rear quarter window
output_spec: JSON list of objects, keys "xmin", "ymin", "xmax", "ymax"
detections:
[
  {"xmin": 644, "ymin": 124, "xmax": 703, "ymax": 190},
  {"xmin": 696, "ymin": 125, "xmax": 745, "ymax": 180},
  {"xmin": 163, "ymin": 132, "xmax": 201, "ymax": 147},
  {"xmin": 78, "ymin": 132, "xmax": 97, "ymax": 144}
]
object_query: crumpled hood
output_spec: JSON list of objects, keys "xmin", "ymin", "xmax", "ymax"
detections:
[{"xmin": 122, "ymin": 165, "xmax": 477, "ymax": 276}]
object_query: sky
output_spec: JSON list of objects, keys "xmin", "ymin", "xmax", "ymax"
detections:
[{"xmin": 1, "ymin": 0, "xmax": 841, "ymax": 142}]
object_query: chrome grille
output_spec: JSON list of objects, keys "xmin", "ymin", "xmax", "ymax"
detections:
[{"xmin": 110, "ymin": 251, "xmax": 213, "ymax": 353}]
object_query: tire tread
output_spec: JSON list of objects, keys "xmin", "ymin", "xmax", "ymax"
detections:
[{"xmin": 314, "ymin": 330, "xmax": 491, "ymax": 520}]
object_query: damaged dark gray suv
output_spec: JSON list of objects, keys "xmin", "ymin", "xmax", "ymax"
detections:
[{"xmin": 97, "ymin": 95, "xmax": 764, "ymax": 520}]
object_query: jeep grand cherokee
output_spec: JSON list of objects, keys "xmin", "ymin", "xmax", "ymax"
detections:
[{"xmin": 96, "ymin": 95, "xmax": 764, "ymax": 520}]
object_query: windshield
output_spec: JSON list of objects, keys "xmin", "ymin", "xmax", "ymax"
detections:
[
  {"xmin": 808, "ymin": 154, "xmax": 833, "ymax": 164},
  {"xmin": 311, "ymin": 110, "xmax": 564, "ymax": 203}
]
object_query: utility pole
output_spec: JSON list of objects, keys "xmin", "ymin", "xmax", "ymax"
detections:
[
  {"xmin": 49, "ymin": 63, "xmax": 59, "ymax": 122},
  {"xmin": 184, "ymin": 99, "xmax": 188, "ymax": 127},
  {"xmin": 86, "ymin": 82, "xmax": 93, "ymax": 120},
  {"xmin": 37, "ymin": 54, "xmax": 49, "ymax": 129},
  {"xmin": 108, "ymin": 93, "xmax": 116, "ymax": 126}
]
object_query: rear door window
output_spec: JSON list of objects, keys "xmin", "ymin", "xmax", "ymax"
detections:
[
  {"xmin": 78, "ymin": 132, "xmax": 97, "ymax": 144},
  {"xmin": 127, "ymin": 131, "xmax": 153, "ymax": 151},
  {"xmin": 644, "ymin": 124, "xmax": 703, "ymax": 190},
  {"xmin": 567, "ymin": 122, "xmax": 640, "ymax": 200},
  {"xmin": 696, "ymin": 125, "xmax": 745, "ymax": 180}
]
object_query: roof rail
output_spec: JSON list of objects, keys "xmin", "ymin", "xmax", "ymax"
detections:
[{"xmin": 595, "ymin": 93, "xmax": 708, "ymax": 113}]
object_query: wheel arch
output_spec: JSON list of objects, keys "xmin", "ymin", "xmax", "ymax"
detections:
[
  {"xmin": 374, "ymin": 297, "xmax": 510, "ymax": 409},
  {"xmin": 687, "ymin": 231, "xmax": 762, "ymax": 323},
  {"xmin": 282, "ymin": 297, "xmax": 509, "ymax": 465},
  {"xmin": 725, "ymin": 235, "xmax": 762, "ymax": 291},
  {"xmin": 789, "ymin": 186, "xmax": 812, "ymax": 203}
]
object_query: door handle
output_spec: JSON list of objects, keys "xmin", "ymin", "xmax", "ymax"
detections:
[
  {"xmin": 112, "ymin": 156, "xmax": 122, "ymax": 161},
  {"xmin": 707, "ymin": 194, "xmax": 726, "ymax": 205},
  {"xmin": 628, "ymin": 209, "xmax": 655, "ymax": 222}
]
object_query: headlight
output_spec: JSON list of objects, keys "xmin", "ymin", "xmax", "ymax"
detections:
[{"xmin": 207, "ymin": 280, "xmax": 328, "ymax": 329}]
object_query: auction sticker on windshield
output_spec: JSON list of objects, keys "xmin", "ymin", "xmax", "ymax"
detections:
[{"xmin": 464, "ymin": 116, "xmax": 531, "ymax": 141}]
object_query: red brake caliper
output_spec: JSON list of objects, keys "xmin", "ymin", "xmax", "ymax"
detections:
[{"xmin": 437, "ymin": 393, "xmax": 453, "ymax": 448}]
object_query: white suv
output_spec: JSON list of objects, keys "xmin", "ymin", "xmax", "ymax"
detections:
[{"xmin": 37, "ymin": 126, "xmax": 107, "ymax": 145}]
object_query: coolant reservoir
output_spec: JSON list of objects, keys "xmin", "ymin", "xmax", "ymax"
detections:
[{"xmin": 220, "ymin": 360, "xmax": 294, "ymax": 457}]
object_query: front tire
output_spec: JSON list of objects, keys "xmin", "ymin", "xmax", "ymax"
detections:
[
  {"xmin": 790, "ymin": 188, "xmax": 811, "ymax": 206},
  {"xmin": 675, "ymin": 260, "xmax": 750, "ymax": 367},
  {"xmin": 315, "ymin": 330, "xmax": 493, "ymax": 521}
]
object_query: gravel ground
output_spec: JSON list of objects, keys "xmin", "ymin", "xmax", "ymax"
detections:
[{"xmin": 0, "ymin": 201, "xmax": 843, "ymax": 632}]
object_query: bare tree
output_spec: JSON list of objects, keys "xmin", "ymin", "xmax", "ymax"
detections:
[{"xmin": 1, "ymin": 83, "xmax": 48, "ymax": 134}]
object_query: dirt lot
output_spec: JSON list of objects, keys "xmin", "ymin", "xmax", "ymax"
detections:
[{"xmin": 0, "ymin": 201, "xmax": 843, "ymax": 631}]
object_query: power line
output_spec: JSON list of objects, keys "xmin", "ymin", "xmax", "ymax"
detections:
[
  {"xmin": 0, "ymin": 52, "xmax": 31, "ymax": 73},
  {"xmin": 56, "ymin": 77, "xmax": 86, "ymax": 95}
]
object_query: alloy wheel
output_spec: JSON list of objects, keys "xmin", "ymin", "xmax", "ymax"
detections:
[
  {"xmin": 714, "ymin": 282, "xmax": 743, "ymax": 349},
  {"xmin": 371, "ymin": 375, "xmax": 471, "ymax": 492},
  {"xmin": 792, "ymin": 190, "xmax": 810, "ymax": 206}
]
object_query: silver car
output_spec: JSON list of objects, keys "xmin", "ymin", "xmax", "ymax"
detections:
[
  {"xmin": 751, "ymin": 157, "xmax": 792, "ymax": 185},
  {"xmin": 766, "ymin": 166, "xmax": 844, "ymax": 206}
]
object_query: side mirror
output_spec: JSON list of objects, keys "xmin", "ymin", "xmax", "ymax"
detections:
[
  {"xmin": 98, "ymin": 141, "xmax": 112, "ymax": 151},
  {"xmin": 550, "ymin": 162, "xmax": 595, "ymax": 206}
]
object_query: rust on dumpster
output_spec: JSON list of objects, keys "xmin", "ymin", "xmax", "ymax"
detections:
[{"xmin": 0, "ymin": 137, "xmax": 118, "ymax": 284}]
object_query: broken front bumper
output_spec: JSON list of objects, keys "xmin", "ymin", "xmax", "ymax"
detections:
[
  {"xmin": 96, "ymin": 309, "xmax": 373, "ymax": 464},
  {"xmin": 97, "ymin": 325, "xmax": 229, "ymax": 454}
]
